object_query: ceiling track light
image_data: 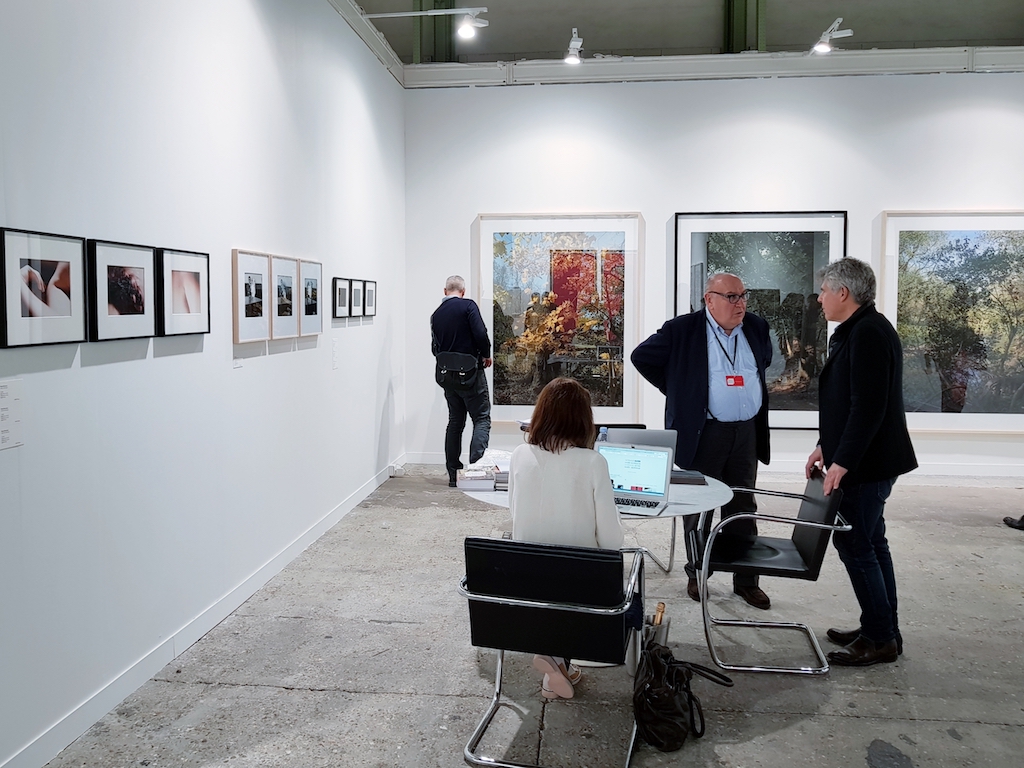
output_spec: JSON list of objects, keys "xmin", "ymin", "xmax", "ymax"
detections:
[
  {"xmin": 565, "ymin": 27, "xmax": 583, "ymax": 64},
  {"xmin": 812, "ymin": 17, "xmax": 854, "ymax": 54},
  {"xmin": 458, "ymin": 12, "xmax": 488, "ymax": 39},
  {"xmin": 364, "ymin": 6, "xmax": 489, "ymax": 41}
]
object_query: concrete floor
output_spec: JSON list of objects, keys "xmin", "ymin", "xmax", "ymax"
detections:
[{"xmin": 45, "ymin": 466, "xmax": 1024, "ymax": 768}]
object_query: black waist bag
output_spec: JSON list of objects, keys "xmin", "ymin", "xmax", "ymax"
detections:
[
  {"xmin": 435, "ymin": 351, "xmax": 479, "ymax": 390},
  {"xmin": 633, "ymin": 641, "xmax": 733, "ymax": 752}
]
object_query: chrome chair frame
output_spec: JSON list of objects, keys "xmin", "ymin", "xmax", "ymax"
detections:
[
  {"xmin": 457, "ymin": 546, "xmax": 646, "ymax": 768},
  {"xmin": 696, "ymin": 484, "xmax": 851, "ymax": 675}
]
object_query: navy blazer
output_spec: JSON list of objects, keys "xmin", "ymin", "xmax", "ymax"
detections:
[
  {"xmin": 818, "ymin": 303, "xmax": 917, "ymax": 485},
  {"xmin": 631, "ymin": 309, "xmax": 772, "ymax": 469}
]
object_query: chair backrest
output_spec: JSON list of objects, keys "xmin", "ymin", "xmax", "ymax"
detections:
[
  {"xmin": 464, "ymin": 537, "xmax": 629, "ymax": 664},
  {"xmin": 791, "ymin": 472, "xmax": 845, "ymax": 580}
]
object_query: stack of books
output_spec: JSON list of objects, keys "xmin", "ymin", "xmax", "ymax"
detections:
[
  {"xmin": 457, "ymin": 467, "xmax": 497, "ymax": 491},
  {"xmin": 494, "ymin": 468, "xmax": 509, "ymax": 491}
]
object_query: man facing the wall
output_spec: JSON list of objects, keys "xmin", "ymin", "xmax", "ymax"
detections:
[
  {"xmin": 431, "ymin": 275, "xmax": 492, "ymax": 487},
  {"xmin": 806, "ymin": 257, "xmax": 917, "ymax": 666},
  {"xmin": 631, "ymin": 273, "xmax": 773, "ymax": 609}
]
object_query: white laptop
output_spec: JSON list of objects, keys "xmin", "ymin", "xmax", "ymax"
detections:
[
  {"xmin": 606, "ymin": 428, "xmax": 677, "ymax": 455},
  {"xmin": 596, "ymin": 442, "xmax": 674, "ymax": 517}
]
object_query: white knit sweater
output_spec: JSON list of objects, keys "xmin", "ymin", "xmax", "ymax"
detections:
[{"xmin": 508, "ymin": 443, "xmax": 624, "ymax": 551}]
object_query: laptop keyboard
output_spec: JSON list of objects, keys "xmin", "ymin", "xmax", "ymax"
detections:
[{"xmin": 615, "ymin": 497, "xmax": 660, "ymax": 508}]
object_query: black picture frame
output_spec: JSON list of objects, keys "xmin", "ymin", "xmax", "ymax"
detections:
[
  {"xmin": 1, "ymin": 227, "xmax": 88, "ymax": 348},
  {"xmin": 333, "ymin": 277, "xmax": 351, "ymax": 318},
  {"xmin": 155, "ymin": 248, "xmax": 211, "ymax": 337},
  {"xmin": 87, "ymin": 239, "xmax": 158, "ymax": 342},
  {"xmin": 363, "ymin": 280, "xmax": 377, "ymax": 317}
]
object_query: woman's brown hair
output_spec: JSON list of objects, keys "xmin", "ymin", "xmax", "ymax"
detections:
[{"xmin": 528, "ymin": 377, "xmax": 596, "ymax": 453}]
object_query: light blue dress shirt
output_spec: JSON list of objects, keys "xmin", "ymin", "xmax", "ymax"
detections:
[{"xmin": 705, "ymin": 316, "xmax": 762, "ymax": 422}]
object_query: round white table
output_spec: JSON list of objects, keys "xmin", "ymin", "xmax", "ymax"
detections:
[{"xmin": 462, "ymin": 476, "xmax": 733, "ymax": 574}]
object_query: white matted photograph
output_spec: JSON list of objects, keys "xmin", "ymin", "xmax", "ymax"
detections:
[
  {"xmin": 299, "ymin": 260, "xmax": 322, "ymax": 336},
  {"xmin": 350, "ymin": 279, "xmax": 364, "ymax": 317},
  {"xmin": 1, "ymin": 228, "xmax": 87, "ymax": 348},
  {"xmin": 232, "ymin": 250, "xmax": 270, "ymax": 343},
  {"xmin": 270, "ymin": 256, "xmax": 299, "ymax": 339},
  {"xmin": 475, "ymin": 213, "xmax": 644, "ymax": 424},
  {"xmin": 363, "ymin": 280, "xmax": 377, "ymax": 317},
  {"xmin": 87, "ymin": 239, "xmax": 157, "ymax": 342},
  {"xmin": 675, "ymin": 211, "xmax": 847, "ymax": 429},
  {"xmin": 333, "ymin": 277, "xmax": 350, "ymax": 318},
  {"xmin": 156, "ymin": 249, "xmax": 210, "ymax": 336}
]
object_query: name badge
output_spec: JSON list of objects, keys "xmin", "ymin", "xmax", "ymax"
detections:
[{"xmin": 725, "ymin": 375, "xmax": 744, "ymax": 387}]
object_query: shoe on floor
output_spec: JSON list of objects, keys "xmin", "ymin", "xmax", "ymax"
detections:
[
  {"xmin": 827, "ymin": 635, "xmax": 898, "ymax": 667},
  {"xmin": 827, "ymin": 627, "xmax": 903, "ymax": 655},
  {"xmin": 564, "ymin": 663, "xmax": 582, "ymax": 685},
  {"xmin": 541, "ymin": 674, "xmax": 569, "ymax": 700},
  {"xmin": 687, "ymin": 577, "xmax": 700, "ymax": 602},
  {"xmin": 1003, "ymin": 516, "xmax": 1024, "ymax": 530},
  {"xmin": 532, "ymin": 655, "xmax": 574, "ymax": 699},
  {"xmin": 448, "ymin": 469, "xmax": 458, "ymax": 488},
  {"xmin": 733, "ymin": 585, "xmax": 771, "ymax": 610}
]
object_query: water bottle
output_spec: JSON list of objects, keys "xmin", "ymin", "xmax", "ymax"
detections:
[{"xmin": 597, "ymin": 426, "xmax": 608, "ymax": 442}]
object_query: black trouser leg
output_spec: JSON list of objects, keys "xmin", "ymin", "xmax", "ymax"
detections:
[{"xmin": 444, "ymin": 387, "xmax": 469, "ymax": 477}]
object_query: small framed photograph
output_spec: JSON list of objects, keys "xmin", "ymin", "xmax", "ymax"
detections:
[
  {"xmin": 299, "ymin": 260, "xmax": 323, "ymax": 335},
  {"xmin": 270, "ymin": 256, "xmax": 298, "ymax": 339},
  {"xmin": 363, "ymin": 280, "xmax": 377, "ymax": 317},
  {"xmin": 232, "ymin": 249, "xmax": 270, "ymax": 343},
  {"xmin": 1, "ymin": 227, "xmax": 87, "ymax": 348},
  {"xmin": 350, "ymin": 279, "xmax": 364, "ymax": 317},
  {"xmin": 333, "ymin": 278, "xmax": 351, "ymax": 318},
  {"xmin": 87, "ymin": 239, "xmax": 157, "ymax": 342},
  {"xmin": 155, "ymin": 249, "xmax": 210, "ymax": 336}
]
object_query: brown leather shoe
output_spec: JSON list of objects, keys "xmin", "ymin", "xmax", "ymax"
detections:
[
  {"xmin": 827, "ymin": 636, "xmax": 898, "ymax": 667},
  {"xmin": 1004, "ymin": 516, "xmax": 1024, "ymax": 530},
  {"xmin": 733, "ymin": 585, "xmax": 771, "ymax": 610},
  {"xmin": 686, "ymin": 578, "xmax": 700, "ymax": 602},
  {"xmin": 827, "ymin": 627, "xmax": 903, "ymax": 655}
]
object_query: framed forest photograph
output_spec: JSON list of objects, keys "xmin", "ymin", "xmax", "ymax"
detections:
[
  {"xmin": 1, "ymin": 228, "xmax": 87, "ymax": 348},
  {"xmin": 881, "ymin": 211, "xmax": 1024, "ymax": 432},
  {"xmin": 675, "ymin": 211, "xmax": 847, "ymax": 428},
  {"xmin": 474, "ymin": 213, "xmax": 643, "ymax": 423}
]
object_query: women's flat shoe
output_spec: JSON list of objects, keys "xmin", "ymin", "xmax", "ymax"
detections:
[{"xmin": 532, "ymin": 655, "xmax": 574, "ymax": 699}]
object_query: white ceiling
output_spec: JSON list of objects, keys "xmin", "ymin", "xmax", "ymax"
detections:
[{"xmin": 357, "ymin": 0, "xmax": 1024, "ymax": 64}]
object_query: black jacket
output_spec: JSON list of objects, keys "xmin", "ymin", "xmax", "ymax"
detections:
[
  {"xmin": 631, "ymin": 309, "xmax": 772, "ymax": 469},
  {"xmin": 818, "ymin": 302, "xmax": 917, "ymax": 484},
  {"xmin": 430, "ymin": 295, "xmax": 491, "ymax": 362}
]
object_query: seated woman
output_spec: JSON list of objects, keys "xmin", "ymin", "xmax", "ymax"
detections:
[{"xmin": 508, "ymin": 377, "xmax": 625, "ymax": 700}]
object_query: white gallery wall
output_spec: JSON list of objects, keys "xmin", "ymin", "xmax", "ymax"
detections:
[
  {"xmin": 404, "ymin": 71, "xmax": 1024, "ymax": 476},
  {"xmin": 0, "ymin": 2, "xmax": 406, "ymax": 767}
]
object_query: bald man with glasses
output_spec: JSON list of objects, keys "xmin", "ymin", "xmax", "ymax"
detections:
[{"xmin": 632, "ymin": 273, "xmax": 773, "ymax": 609}]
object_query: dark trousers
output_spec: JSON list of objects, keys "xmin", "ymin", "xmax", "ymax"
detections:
[
  {"xmin": 443, "ymin": 374, "xmax": 491, "ymax": 474},
  {"xmin": 683, "ymin": 418, "xmax": 758, "ymax": 587},
  {"xmin": 832, "ymin": 478, "xmax": 898, "ymax": 643}
]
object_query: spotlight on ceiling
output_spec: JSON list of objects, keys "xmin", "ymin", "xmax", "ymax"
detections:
[
  {"xmin": 565, "ymin": 27, "xmax": 583, "ymax": 64},
  {"xmin": 812, "ymin": 17, "xmax": 854, "ymax": 54},
  {"xmin": 457, "ymin": 12, "xmax": 488, "ymax": 39}
]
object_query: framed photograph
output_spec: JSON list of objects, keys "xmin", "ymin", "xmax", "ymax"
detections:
[
  {"xmin": 87, "ymin": 239, "xmax": 157, "ymax": 342},
  {"xmin": 1, "ymin": 228, "xmax": 87, "ymax": 348},
  {"xmin": 299, "ymin": 260, "xmax": 323, "ymax": 336},
  {"xmin": 363, "ymin": 280, "xmax": 377, "ymax": 317},
  {"xmin": 269, "ymin": 256, "xmax": 298, "ymax": 339},
  {"xmin": 674, "ymin": 212, "xmax": 847, "ymax": 428},
  {"xmin": 333, "ymin": 278, "xmax": 351, "ymax": 318},
  {"xmin": 474, "ymin": 213, "xmax": 644, "ymax": 423},
  {"xmin": 232, "ymin": 250, "xmax": 270, "ymax": 343},
  {"xmin": 350, "ymin": 279, "xmax": 364, "ymax": 317},
  {"xmin": 155, "ymin": 249, "xmax": 210, "ymax": 336},
  {"xmin": 881, "ymin": 211, "xmax": 1024, "ymax": 433}
]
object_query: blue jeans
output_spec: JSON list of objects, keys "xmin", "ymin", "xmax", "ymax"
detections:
[
  {"xmin": 443, "ymin": 373, "xmax": 491, "ymax": 473},
  {"xmin": 832, "ymin": 478, "xmax": 898, "ymax": 643}
]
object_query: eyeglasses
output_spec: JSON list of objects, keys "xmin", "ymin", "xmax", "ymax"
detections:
[{"xmin": 707, "ymin": 291, "xmax": 749, "ymax": 305}]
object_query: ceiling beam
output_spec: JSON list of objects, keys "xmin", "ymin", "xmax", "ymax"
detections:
[{"xmin": 326, "ymin": 0, "xmax": 406, "ymax": 86}]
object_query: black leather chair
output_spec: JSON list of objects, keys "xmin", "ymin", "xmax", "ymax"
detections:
[
  {"xmin": 458, "ymin": 537, "xmax": 645, "ymax": 768},
  {"xmin": 694, "ymin": 468, "xmax": 851, "ymax": 675}
]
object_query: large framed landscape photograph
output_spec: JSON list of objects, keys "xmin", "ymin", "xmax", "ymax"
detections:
[
  {"xmin": 232, "ymin": 250, "xmax": 270, "ymax": 343},
  {"xmin": 155, "ymin": 248, "xmax": 210, "ymax": 336},
  {"xmin": 675, "ymin": 212, "xmax": 847, "ymax": 428},
  {"xmin": 474, "ymin": 213, "xmax": 644, "ymax": 423},
  {"xmin": 1, "ymin": 228, "xmax": 87, "ymax": 348},
  {"xmin": 87, "ymin": 239, "xmax": 157, "ymax": 342},
  {"xmin": 881, "ymin": 211, "xmax": 1024, "ymax": 433}
]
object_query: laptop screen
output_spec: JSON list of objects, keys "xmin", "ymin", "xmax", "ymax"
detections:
[{"xmin": 596, "ymin": 443, "xmax": 672, "ymax": 499}]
